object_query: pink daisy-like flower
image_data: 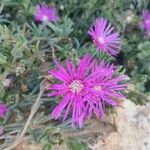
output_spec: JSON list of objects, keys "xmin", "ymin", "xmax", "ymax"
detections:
[
  {"xmin": 48, "ymin": 54, "xmax": 126, "ymax": 128},
  {"xmin": 84, "ymin": 61, "xmax": 127, "ymax": 119},
  {"xmin": 141, "ymin": 10, "xmax": 150, "ymax": 35},
  {"xmin": 0, "ymin": 104, "xmax": 8, "ymax": 118},
  {"xmin": 48, "ymin": 54, "xmax": 95, "ymax": 128},
  {"xmin": 35, "ymin": 4, "xmax": 59, "ymax": 22},
  {"xmin": 88, "ymin": 18, "xmax": 121, "ymax": 56}
]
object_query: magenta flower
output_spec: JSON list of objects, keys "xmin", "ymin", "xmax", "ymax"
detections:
[
  {"xmin": 141, "ymin": 10, "xmax": 150, "ymax": 35},
  {"xmin": 48, "ymin": 54, "xmax": 95, "ymax": 128},
  {"xmin": 84, "ymin": 61, "xmax": 127, "ymax": 119},
  {"xmin": 0, "ymin": 104, "xmax": 8, "ymax": 118},
  {"xmin": 88, "ymin": 18, "xmax": 121, "ymax": 56},
  {"xmin": 48, "ymin": 54, "xmax": 126, "ymax": 128},
  {"xmin": 35, "ymin": 4, "xmax": 59, "ymax": 22}
]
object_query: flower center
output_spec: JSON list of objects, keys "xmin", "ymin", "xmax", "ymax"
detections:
[
  {"xmin": 69, "ymin": 80, "xmax": 84, "ymax": 93},
  {"xmin": 42, "ymin": 15, "xmax": 48, "ymax": 21},
  {"xmin": 145, "ymin": 19, "xmax": 150, "ymax": 25},
  {"xmin": 93, "ymin": 85, "xmax": 102, "ymax": 91},
  {"xmin": 98, "ymin": 36, "xmax": 105, "ymax": 44}
]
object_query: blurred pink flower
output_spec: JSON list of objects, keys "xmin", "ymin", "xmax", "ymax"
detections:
[
  {"xmin": 48, "ymin": 54, "xmax": 126, "ymax": 128},
  {"xmin": 0, "ymin": 104, "xmax": 8, "ymax": 118},
  {"xmin": 141, "ymin": 10, "xmax": 150, "ymax": 35},
  {"xmin": 88, "ymin": 18, "xmax": 121, "ymax": 56},
  {"xmin": 35, "ymin": 4, "xmax": 59, "ymax": 22}
]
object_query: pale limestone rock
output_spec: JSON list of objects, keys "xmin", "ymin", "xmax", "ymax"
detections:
[
  {"xmin": 93, "ymin": 100, "xmax": 150, "ymax": 150},
  {"xmin": 14, "ymin": 100, "xmax": 150, "ymax": 150}
]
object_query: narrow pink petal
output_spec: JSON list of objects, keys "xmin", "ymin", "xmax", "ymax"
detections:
[{"xmin": 52, "ymin": 94, "xmax": 70, "ymax": 119}]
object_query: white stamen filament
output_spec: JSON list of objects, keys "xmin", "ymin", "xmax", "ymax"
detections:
[
  {"xmin": 69, "ymin": 80, "xmax": 84, "ymax": 93},
  {"xmin": 93, "ymin": 85, "xmax": 102, "ymax": 91},
  {"xmin": 42, "ymin": 15, "xmax": 48, "ymax": 21},
  {"xmin": 98, "ymin": 36, "xmax": 105, "ymax": 44},
  {"xmin": 145, "ymin": 20, "xmax": 150, "ymax": 24}
]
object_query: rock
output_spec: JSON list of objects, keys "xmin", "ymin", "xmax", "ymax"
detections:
[
  {"xmin": 92, "ymin": 100, "xmax": 150, "ymax": 150},
  {"xmin": 14, "ymin": 100, "xmax": 150, "ymax": 150},
  {"xmin": 14, "ymin": 137, "xmax": 43, "ymax": 150}
]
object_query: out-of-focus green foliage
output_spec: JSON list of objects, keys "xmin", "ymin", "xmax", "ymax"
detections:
[
  {"xmin": 0, "ymin": 0, "xmax": 150, "ymax": 149},
  {"xmin": 67, "ymin": 139, "xmax": 87, "ymax": 150}
]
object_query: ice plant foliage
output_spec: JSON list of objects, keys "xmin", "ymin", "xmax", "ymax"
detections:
[
  {"xmin": 0, "ymin": 104, "xmax": 8, "ymax": 118},
  {"xmin": 35, "ymin": 4, "xmax": 59, "ymax": 22},
  {"xmin": 88, "ymin": 18, "xmax": 121, "ymax": 56},
  {"xmin": 141, "ymin": 10, "xmax": 150, "ymax": 35},
  {"xmin": 48, "ymin": 54, "xmax": 126, "ymax": 128}
]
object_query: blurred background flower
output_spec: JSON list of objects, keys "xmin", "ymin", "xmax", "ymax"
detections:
[
  {"xmin": 35, "ymin": 4, "xmax": 59, "ymax": 22},
  {"xmin": 0, "ymin": 104, "xmax": 8, "ymax": 118},
  {"xmin": 141, "ymin": 10, "xmax": 150, "ymax": 36},
  {"xmin": 88, "ymin": 18, "xmax": 121, "ymax": 56}
]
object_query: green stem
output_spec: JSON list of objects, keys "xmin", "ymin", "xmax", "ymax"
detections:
[{"xmin": 3, "ymin": 82, "xmax": 44, "ymax": 150}]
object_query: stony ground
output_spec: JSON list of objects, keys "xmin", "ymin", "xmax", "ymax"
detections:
[
  {"xmin": 92, "ymin": 100, "xmax": 150, "ymax": 150},
  {"xmin": 14, "ymin": 100, "xmax": 150, "ymax": 150}
]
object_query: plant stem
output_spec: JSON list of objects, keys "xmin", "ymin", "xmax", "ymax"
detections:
[{"xmin": 3, "ymin": 82, "xmax": 44, "ymax": 150}]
